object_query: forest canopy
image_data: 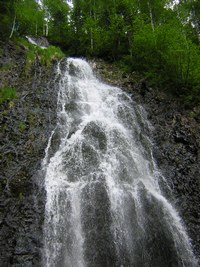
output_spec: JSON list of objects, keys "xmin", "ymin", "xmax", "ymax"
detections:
[{"xmin": 0, "ymin": 0, "xmax": 200, "ymax": 106}]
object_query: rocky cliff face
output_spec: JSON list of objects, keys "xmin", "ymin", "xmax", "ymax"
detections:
[
  {"xmin": 0, "ymin": 45, "xmax": 199, "ymax": 267},
  {"xmin": 138, "ymin": 87, "xmax": 199, "ymax": 258},
  {"xmin": 92, "ymin": 59, "xmax": 200, "ymax": 262},
  {"xmin": 0, "ymin": 41, "xmax": 57, "ymax": 267}
]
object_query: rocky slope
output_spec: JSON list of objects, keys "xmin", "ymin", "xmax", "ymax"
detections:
[
  {"xmin": 0, "ymin": 41, "xmax": 57, "ymax": 267},
  {"xmin": 92, "ymin": 59, "xmax": 200, "ymax": 262}
]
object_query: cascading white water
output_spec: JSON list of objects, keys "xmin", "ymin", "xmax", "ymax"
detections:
[{"xmin": 42, "ymin": 58, "xmax": 197, "ymax": 267}]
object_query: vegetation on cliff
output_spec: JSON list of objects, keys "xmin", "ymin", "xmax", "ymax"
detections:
[
  {"xmin": 1, "ymin": 0, "xmax": 200, "ymax": 108},
  {"xmin": 0, "ymin": 39, "xmax": 58, "ymax": 266}
]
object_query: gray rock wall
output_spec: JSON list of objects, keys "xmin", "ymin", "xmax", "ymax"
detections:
[
  {"xmin": 0, "ymin": 50, "xmax": 199, "ymax": 266},
  {"xmin": 0, "ymin": 41, "xmax": 57, "ymax": 267},
  {"xmin": 141, "ymin": 89, "xmax": 200, "ymax": 260}
]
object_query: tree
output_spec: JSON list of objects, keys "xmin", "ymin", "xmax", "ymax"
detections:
[
  {"xmin": 42, "ymin": 0, "xmax": 70, "ymax": 48},
  {"xmin": 14, "ymin": 0, "xmax": 44, "ymax": 36},
  {"xmin": 0, "ymin": 0, "xmax": 15, "ymax": 40}
]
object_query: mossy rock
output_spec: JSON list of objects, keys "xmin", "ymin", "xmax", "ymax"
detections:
[
  {"xmin": 0, "ymin": 86, "xmax": 16, "ymax": 104},
  {"xmin": 9, "ymin": 171, "xmax": 29, "ymax": 197}
]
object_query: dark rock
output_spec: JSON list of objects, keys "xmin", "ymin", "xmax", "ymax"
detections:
[{"xmin": 0, "ymin": 41, "xmax": 57, "ymax": 266}]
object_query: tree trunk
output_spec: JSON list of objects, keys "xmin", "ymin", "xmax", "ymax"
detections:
[
  {"xmin": 9, "ymin": 15, "xmax": 16, "ymax": 39},
  {"xmin": 148, "ymin": 1, "xmax": 155, "ymax": 32}
]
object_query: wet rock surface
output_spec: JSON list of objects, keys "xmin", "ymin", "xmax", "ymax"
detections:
[
  {"xmin": 140, "ymin": 90, "xmax": 200, "ymax": 261},
  {"xmin": 0, "ymin": 47, "xmax": 199, "ymax": 266},
  {"xmin": 92, "ymin": 59, "xmax": 200, "ymax": 262},
  {"xmin": 0, "ymin": 41, "xmax": 57, "ymax": 266},
  {"xmin": 25, "ymin": 36, "xmax": 49, "ymax": 48}
]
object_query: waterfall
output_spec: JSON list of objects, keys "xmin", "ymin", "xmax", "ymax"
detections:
[{"xmin": 42, "ymin": 58, "xmax": 197, "ymax": 267}]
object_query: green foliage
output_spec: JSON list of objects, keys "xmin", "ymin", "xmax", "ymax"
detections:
[
  {"xmin": 18, "ymin": 122, "xmax": 26, "ymax": 132},
  {"xmin": 0, "ymin": 0, "xmax": 14, "ymax": 39},
  {"xmin": 37, "ymin": 46, "xmax": 64, "ymax": 66},
  {"xmin": 43, "ymin": 0, "xmax": 70, "ymax": 48},
  {"xmin": 0, "ymin": 86, "xmax": 16, "ymax": 104},
  {"xmin": 1, "ymin": 0, "xmax": 200, "ymax": 107},
  {"xmin": 0, "ymin": 0, "xmax": 44, "ymax": 39},
  {"xmin": 14, "ymin": 0, "xmax": 44, "ymax": 36},
  {"xmin": 0, "ymin": 63, "xmax": 14, "ymax": 71},
  {"xmin": 15, "ymin": 37, "xmax": 64, "ymax": 69}
]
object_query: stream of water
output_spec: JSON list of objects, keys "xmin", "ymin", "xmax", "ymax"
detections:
[{"xmin": 42, "ymin": 58, "xmax": 197, "ymax": 267}]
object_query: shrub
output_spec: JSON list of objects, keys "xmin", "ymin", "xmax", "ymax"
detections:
[
  {"xmin": 15, "ymin": 37, "xmax": 64, "ymax": 67},
  {"xmin": 37, "ymin": 45, "xmax": 64, "ymax": 66},
  {"xmin": 0, "ymin": 86, "xmax": 16, "ymax": 104}
]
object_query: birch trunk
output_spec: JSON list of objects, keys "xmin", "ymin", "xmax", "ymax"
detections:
[
  {"xmin": 9, "ymin": 15, "xmax": 16, "ymax": 39},
  {"xmin": 148, "ymin": 1, "xmax": 155, "ymax": 32}
]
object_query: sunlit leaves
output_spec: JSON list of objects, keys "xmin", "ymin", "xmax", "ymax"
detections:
[{"xmin": 14, "ymin": 0, "xmax": 44, "ymax": 35}]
